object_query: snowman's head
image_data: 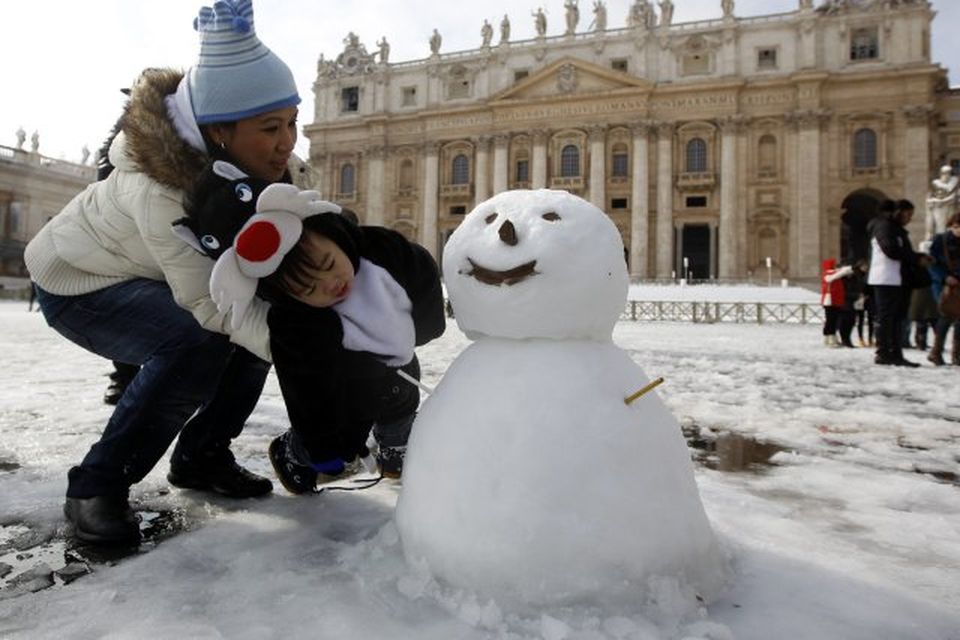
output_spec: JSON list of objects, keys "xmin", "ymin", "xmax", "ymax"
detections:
[{"xmin": 443, "ymin": 189, "xmax": 628, "ymax": 341}]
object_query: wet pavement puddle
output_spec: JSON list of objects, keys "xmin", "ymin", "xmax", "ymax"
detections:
[
  {"xmin": 683, "ymin": 423, "xmax": 788, "ymax": 472},
  {"xmin": 0, "ymin": 506, "xmax": 192, "ymax": 599}
]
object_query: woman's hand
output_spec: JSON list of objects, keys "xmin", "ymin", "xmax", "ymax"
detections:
[{"xmin": 946, "ymin": 275, "xmax": 959, "ymax": 287}]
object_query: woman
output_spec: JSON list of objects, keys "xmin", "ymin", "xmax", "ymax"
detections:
[
  {"xmin": 866, "ymin": 199, "xmax": 926, "ymax": 367},
  {"xmin": 25, "ymin": 0, "xmax": 300, "ymax": 545},
  {"xmin": 927, "ymin": 212, "xmax": 960, "ymax": 365}
]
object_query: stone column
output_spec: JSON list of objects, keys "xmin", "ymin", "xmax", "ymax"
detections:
[
  {"xmin": 532, "ymin": 129, "xmax": 548, "ymax": 189},
  {"xmin": 718, "ymin": 116, "xmax": 743, "ymax": 279},
  {"xmin": 902, "ymin": 105, "xmax": 934, "ymax": 240},
  {"xmin": 325, "ymin": 153, "xmax": 336, "ymax": 200},
  {"xmin": 365, "ymin": 145, "xmax": 386, "ymax": 226},
  {"xmin": 791, "ymin": 110, "xmax": 828, "ymax": 278},
  {"xmin": 629, "ymin": 122, "xmax": 651, "ymax": 278},
  {"xmin": 588, "ymin": 125, "xmax": 607, "ymax": 209},
  {"xmin": 474, "ymin": 135, "xmax": 492, "ymax": 207},
  {"xmin": 655, "ymin": 122, "xmax": 675, "ymax": 278},
  {"xmin": 421, "ymin": 142, "xmax": 440, "ymax": 260},
  {"xmin": 492, "ymin": 134, "xmax": 510, "ymax": 195},
  {"xmin": 312, "ymin": 153, "xmax": 327, "ymax": 198}
]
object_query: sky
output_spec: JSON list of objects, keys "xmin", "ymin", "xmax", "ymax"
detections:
[
  {"xmin": 1, "ymin": 0, "xmax": 958, "ymax": 164},
  {"xmin": 1, "ymin": 290, "xmax": 958, "ymax": 638}
]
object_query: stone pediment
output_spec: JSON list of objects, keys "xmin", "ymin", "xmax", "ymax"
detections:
[{"xmin": 491, "ymin": 57, "xmax": 651, "ymax": 103}]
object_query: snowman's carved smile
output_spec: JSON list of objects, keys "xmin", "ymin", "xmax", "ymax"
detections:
[{"xmin": 464, "ymin": 257, "xmax": 538, "ymax": 286}]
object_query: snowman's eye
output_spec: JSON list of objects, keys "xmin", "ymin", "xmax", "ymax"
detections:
[
  {"xmin": 542, "ymin": 211, "xmax": 560, "ymax": 221},
  {"xmin": 235, "ymin": 183, "xmax": 253, "ymax": 202},
  {"xmin": 484, "ymin": 213, "xmax": 498, "ymax": 224},
  {"xmin": 200, "ymin": 235, "xmax": 221, "ymax": 251}
]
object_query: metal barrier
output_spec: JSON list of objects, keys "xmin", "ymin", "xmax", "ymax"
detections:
[{"xmin": 620, "ymin": 301, "xmax": 824, "ymax": 324}]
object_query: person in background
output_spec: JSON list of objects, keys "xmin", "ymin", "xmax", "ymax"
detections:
[
  {"xmin": 858, "ymin": 281, "xmax": 876, "ymax": 347},
  {"xmin": 926, "ymin": 211, "xmax": 960, "ymax": 365},
  {"xmin": 866, "ymin": 199, "xmax": 926, "ymax": 366},
  {"xmin": 820, "ymin": 258, "xmax": 853, "ymax": 347},
  {"xmin": 24, "ymin": 0, "xmax": 299, "ymax": 545},
  {"xmin": 174, "ymin": 162, "xmax": 446, "ymax": 493},
  {"xmin": 907, "ymin": 279, "xmax": 938, "ymax": 351}
]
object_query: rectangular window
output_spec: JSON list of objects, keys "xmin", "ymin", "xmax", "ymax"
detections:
[
  {"xmin": 401, "ymin": 86, "xmax": 417, "ymax": 107},
  {"xmin": 611, "ymin": 59, "xmax": 628, "ymax": 73},
  {"xmin": 686, "ymin": 196, "xmax": 708, "ymax": 208},
  {"xmin": 611, "ymin": 198, "xmax": 628, "ymax": 209},
  {"xmin": 341, "ymin": 86, "xmax": 359, "ymax": 112},
  {"xmin": 682, "ymin": 53, "xmax": 710, "ymax": 76},
  {"xmin": 514, "ymin": 70, "xmax": 529, "ymax": 82},
  {"xmin": 449, "ymin": 206, "xmax": 467, "ymax": 215},
  {"xmin": 611, "ymin": 153, "xmax": 629, "ymax": 177},
  {"xmin": 850, "ymin": 27, "xmax": 879, "ymax": 61},
  {"xmin": 757, "ymin": 48, "xmax": 778, "ymax": 70},
  {"xmin": 516, "ymin": 159, "xmax": 530, "ymax": 183},
  {"xmin": 448, "ymin": 80, "xmax": 470, "ymax": 99}
]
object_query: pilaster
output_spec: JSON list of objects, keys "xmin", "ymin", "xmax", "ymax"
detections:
[
  {"xmin": 629, "ymin": 122, "xmax": 652, "ymax": 278},
  {"xmin": 655, "ymin": 122, "xmax": 675, "ymax": 278},
  {"xmin": 421, "ymin": 142, "xmax": 440, "ymax": 259}
]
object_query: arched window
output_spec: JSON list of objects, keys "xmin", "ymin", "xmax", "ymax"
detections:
[
  {"xmin": 451, "ymin": 154, "xmax": 470, "ymax": 184},
  {"xmin": 853, "ymin": 128, "xmax": 877, "ymax": 169},
  {"xmin": 398, "ymin": 159, "xmax": 414, "ymax": 190},
  {"xmin": 758, "ymin": 227, "xmax": 778, "ymax": 267},
  {"xmin": 515, "ymin": 150, "xmax": 530, "ymax": 184},
  {"xmin": 560, "ymin": 144, "xmax": 580, "ymax": 177},
  {"xmin": 685, "ymin": 138, "xmax": 707, "ymax": 172},
  {"xmin": 611, "ymin": 143, "xmax": 629, "ymax": 177},
  {"xmin": 340, "ymin": 163, "xmax": 355, "ymax": 195},
  {"xmin": 758, "ymin": 135, "xmax": 777, "ymax": 173}
]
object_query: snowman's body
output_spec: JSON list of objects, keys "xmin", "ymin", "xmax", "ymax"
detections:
[{"xmin": 395, "ymin": 190, "xmax": 724, "ymax": 605}]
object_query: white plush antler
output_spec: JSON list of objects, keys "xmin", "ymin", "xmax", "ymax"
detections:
[
  {"xmin": 256, "ymin": 183, "xmax": 341, "ymax": 220},
  {"xmin": 210, "ymin": 247, "xmax": 259, "ymax": 331}
]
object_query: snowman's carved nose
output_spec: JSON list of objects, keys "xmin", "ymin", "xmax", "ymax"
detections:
[{"xmin": 498, "ymin": 220, "xmax": 518, "ymax": 246}]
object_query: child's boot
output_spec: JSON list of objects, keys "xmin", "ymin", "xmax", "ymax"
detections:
[{"xmin": 374, "ymin": 413, "xmax": 415, "ymax": 479}]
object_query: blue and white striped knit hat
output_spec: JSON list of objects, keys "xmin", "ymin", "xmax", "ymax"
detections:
[{"xmin": 189, "ymin": 0, "xmax": 300, "ymax": 124}]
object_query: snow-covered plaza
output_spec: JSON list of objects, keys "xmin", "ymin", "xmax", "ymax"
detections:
[{"xmin": 0, "ymin": 295, "xmax": 958, "ymax": 639}]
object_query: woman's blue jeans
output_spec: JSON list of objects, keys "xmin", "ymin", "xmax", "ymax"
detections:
[{"xmin": 34, "ymin": 279, "xmax": 270, "ymax": 498}]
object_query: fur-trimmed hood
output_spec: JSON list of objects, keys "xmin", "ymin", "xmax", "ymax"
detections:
[{"xmin": 121, "ymin": 68, "xmax": 208, "ymax": 193}]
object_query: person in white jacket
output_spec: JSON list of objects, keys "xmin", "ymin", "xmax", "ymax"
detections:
[{"xmin": 24, "ymin": 0, "xmax": 303, "ymax": 545}]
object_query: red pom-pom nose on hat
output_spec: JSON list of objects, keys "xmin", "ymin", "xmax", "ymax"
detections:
[{"xmin": 236, "ymin": 221, "xmax": 281, "ymax": 262}]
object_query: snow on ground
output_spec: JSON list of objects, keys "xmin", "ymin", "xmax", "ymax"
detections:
[{"xmin": 0, "ymin": 298, "xmax": 958, "ymax": 639}]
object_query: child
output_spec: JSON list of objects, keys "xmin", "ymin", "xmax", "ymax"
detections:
[
  {"xmin": 173, "ymin": 161, "xmax": 446, "ymax": 493},
  {"xmin": 820, "ymin": 258, "xmax": 854, "ymax": 347}
]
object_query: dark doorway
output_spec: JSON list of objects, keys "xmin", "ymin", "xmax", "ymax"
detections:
[
  {"xmin": 681, "ymin": 224, "xmax": 711, "ymax": 280},
  {"xmin": 841, "ymin": 189, "xmax": 886, "ymax": 263}
]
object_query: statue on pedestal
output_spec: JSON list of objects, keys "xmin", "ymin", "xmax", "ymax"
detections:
[
  {"xmin": 81, "ymin": 145, "xmax": 91, "ymax": 165},
  {"xmin": 481, "ymin": 19, "xmax": 493, "ymax": 47},
  {"xmin": 533, "ymin": 7, "xmax": 547, "ymax": 37},
  {"xmin": 30, "ymin": 131, "xmax": 39, "ymax": 154},
  {"xmin": 591, "ymin": 1, "xmax": 607, "ymax": 31},
  {"xmin": 500, "ymin": 14, "xmax": 511, "ymax": 43},
  {"xmin": 629, "ymin": 0, "xmax": 654, "ymax": 29},
  {"xmin": 376, "ymin": 37, "xmax": 390, "ymax": 63},
  {"xmin": 15, "ymin": 127, "xmax": 26, "ymax": 150},
  {"xmin": 722, "ymin": 0, "xmax": 734, "ymax": 19},
  {"xmin": 564, "ymin": 0, "xmax": 580, "ymax": 35},
  {"xmin": 659, "ymin": 0, "xmax": 674, "ymax": 26},
  {"xmin": 926, "ymin": 165, "xmax": 959, "ymax": 240},
  {"xmin": 429, "ymin": 28, "xmax": 442, "ymax": 55}
]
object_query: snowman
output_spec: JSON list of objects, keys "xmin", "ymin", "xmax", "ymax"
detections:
[{"xmin": 395, "ymin": 189, "xmax": 726, "ymax": 607}]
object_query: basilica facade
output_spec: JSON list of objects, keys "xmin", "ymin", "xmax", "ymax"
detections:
[{"xmin": 304, "ymin": 0, "xmax": 960, "ymax": 282}]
